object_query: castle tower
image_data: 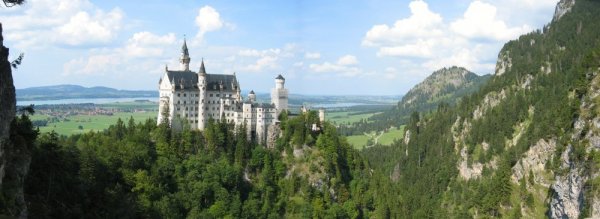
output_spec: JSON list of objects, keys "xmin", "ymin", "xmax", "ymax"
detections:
[
  {"xmin": 319, "ymin": 108, "xmax": 325, "ymax": 123},
  {"xmin": 271, "ymin": 74, "xmax": 288, "ymax": 115},
  {"xmin": 248, "ymin": 90, "xmax": 256, "ymax": 102},
  {"xmin": 180, "ymin": 38, "xmax": 190, "ymax": 71},
  {"xmin": 197, "ymin": 59, "xmax": 207, "ymax": 129}
]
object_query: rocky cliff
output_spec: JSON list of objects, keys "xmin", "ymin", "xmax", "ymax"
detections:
[
  {"xmin": 0, "ymin": 22, "xmax": 16, "ymax": 200},
  {"xmin": 0, "ymin": 22, "xmax": 31, "ymax": 219}
]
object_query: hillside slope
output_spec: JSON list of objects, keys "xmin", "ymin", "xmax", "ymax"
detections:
[{"xmin": 363, "ymin": 0, "xmax": 600, "ymax": 217}]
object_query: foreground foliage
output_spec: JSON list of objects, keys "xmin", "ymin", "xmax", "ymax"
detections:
[{"xmin": 23, "ymin": 111, "xmax": 391, "ymax": 218}]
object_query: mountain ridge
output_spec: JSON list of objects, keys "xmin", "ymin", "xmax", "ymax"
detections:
[{"xmin": 370, "ymin": 66, "xmax": 490, "ymax": 128}]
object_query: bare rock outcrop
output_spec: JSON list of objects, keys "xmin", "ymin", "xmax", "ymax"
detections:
[
  {"xmin": 495, "ymin": 50, "xmax": 512, "ymax": 76},
  {"xmin": 266, "ymin": 124, "xmax": 281, "ymax": 149},
  {"xmin": 0, "ymin": 22, "xmax": 16, "ymax": 190},
  {"xmin": 549, "ymin": 146, "xmax": 585, "ymax": 219},
  {"xmin": 511, "ymin": 139, "xmax": 556, "ymax": 187},
  {"xmin": 553, "ymin": 0, "xmax": 576, "ymax": 22}
]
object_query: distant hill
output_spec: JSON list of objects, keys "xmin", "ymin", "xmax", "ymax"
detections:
[
  {"xmin": 16, "ymin": 84, "xmax": 157, "ymax": 101},
  {"xmin": 371, "ymin": 66, "xmax": 491, "ymax": 127}
]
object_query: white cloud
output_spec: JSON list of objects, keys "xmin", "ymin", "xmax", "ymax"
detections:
[
  {"xmin": 362, "ymin": 0, "xmax": 444, "ymax": 48},
  {"xmin": 238, "ymin": 48, "xmax": 281, "ymax": 57},
  {"xmin": 194, "ymin": 6, "xmax": 224, "ymax": 43},
  {"xmin": 450, "ymin": 1, "xmax": 530, "ymax": 41},
  {"xmin": 309, "ymin": 54, "xmax": 362, "ymax": 77},
  {"xmin": 63, "ymin": 54, "xmax": 121, "ymax": 76},
  {"xmin": 0, "ymin": 0, "xmax": 124, "ymax": 49},
  {"xmin": 122, "ymin": 32, "xmax": 177, "ymax": 58},
  {"xmin": 244, "ymin": 56, "xmax": 278, "ymax": 72},
  {"xmin": 337, "ymin": 55, "xmax": 358, "ymax": 65},
  {"xmin": 362, "ymin": 0, "xmax": 541, "ymax": 76},
  {"xmin": 56, "ymin": 8, "xmax": 124, "ymax": 46},
  {"xmin": 63, "ymin": 31, "xmax": 178, "ymax": 76},
  {"xmin": 305, "ymin": 52, "xmax": 321, "ymax": 59}
]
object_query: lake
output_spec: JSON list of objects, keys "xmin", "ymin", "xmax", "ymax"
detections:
[{"xmin": 17, "ymin": 97, "xmax": 158, "ymax": 106}]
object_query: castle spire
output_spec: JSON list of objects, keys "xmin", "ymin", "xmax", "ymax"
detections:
[
  {"xmin": 181, "ymin": 36, "xmax": 189, "ymax": 56},
  {"xmin": 199, "ymin": 58, "xmax": 206, "ymax": 75},
  {"xmin": 180, "ymin": 36, "xmax": 190, "ymax": 71}
]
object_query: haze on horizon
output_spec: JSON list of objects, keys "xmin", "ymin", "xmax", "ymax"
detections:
[{"xmin": 2, "ymin": 0, "xmax": 558, "ymax": 95}]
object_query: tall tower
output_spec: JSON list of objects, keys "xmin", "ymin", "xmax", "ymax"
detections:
[
  {"xmin": 197, "ymin": 59, "xmax": 207, "ymax": 129},
  {"xmin": 180, "ymin": 38, "xmax": 190, "ymax": 71},
  {"xmin": 271, "ymin": 74, "xmax": 288, "ymax": 115}
]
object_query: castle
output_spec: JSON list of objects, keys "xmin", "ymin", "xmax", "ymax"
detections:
[{"xmin": 157, "ymin": 39, "xmax": 288, "ymax": 144}]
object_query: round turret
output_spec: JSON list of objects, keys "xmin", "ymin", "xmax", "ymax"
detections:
[
  {"xmin": 248, "ymin": 90, "xmax": 256, "ymax": 102},
  {"xmin": 275, "ymin": 74, "xmax": 285, "ymax": 89}
]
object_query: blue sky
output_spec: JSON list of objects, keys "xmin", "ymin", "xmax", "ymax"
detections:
[{"xmin": 2, "ymin": 0, "xmax": 558, "ymax": 95}]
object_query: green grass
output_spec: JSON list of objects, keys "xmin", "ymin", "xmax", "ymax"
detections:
[
  {"xmin": 346, "ymin": 125, "xmax": 406, "ymax": 150},
  {"xmin": 346, "ymin": 135, "xmax": 371, "ymax": 150},
  {"xmin": 32, "ymin": 112, "xmax": 156, "ymax": 136},
  {"xmin": 98, "ymin": 101, "xmax": 158, "ymax": 111},
  {"xmin": 327, "ymin": 111, "xmax": 381, "ymax": 125},
  {"xmin": 378, "ymin": 126, "xmax": 405, "ymax": 145}
]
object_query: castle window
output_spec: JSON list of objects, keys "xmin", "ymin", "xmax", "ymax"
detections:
[
  {"xmin": 177, "ymin": 93, "xmax": 180, "ymax": 97},
  {"xmin": 185, "ymin": 107, "xmax": 188, "ymax": 110},
  {"xmin": 216, "ymin": 94, "xmax": 220, "ymax": 97},
  {"xmin": 177, "ymin": 107, "xmax": 180, "ymax": 110},
  {"xmin": 184, "ymin": 93, "xmax": 187, "ymax": 97},
  {"xmin": 209, "ymin": 94, "xmax": 213, "ymax": 97},
  {"xmin": 184, "ymin": 101, "xmax": 186, "ymax": 104},
  {"xmin": 195, "ymin": 101, "xmax": 199, "ymax": 104},
  {"xmin": 177, "ymin": 101, "xmax": 180, "ymax": 104}
]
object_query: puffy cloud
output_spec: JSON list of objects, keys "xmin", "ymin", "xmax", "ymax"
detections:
[
  {"xmin": 450, "ymin": 1, "xmax": 530, "ymax": 41},
  {"xmin": 63, "ymin": 31, "xmax": 177, "ymax": 76},
  {"xmin": 238, "ymin": 48, "xmax": 281, "ymax": 57},
  {"xmin": 56, "ymin": 8, "xmax": 124, "ymax": 46},
  {"xmin": 305, "ymin": 52, "xmax": 321, "ymax": 59},
  {"xmin": 0, "ymin": 0, "xmax": 124, "ymax": 48},
  {"xmin": 362, "ymin": 0, "xmax": 443, "ymax": 48},
  {"xmin": 309, "ymin": 55, "xmax": 362, "ymax": 77},
  {"xmin": 194, "ymin": 6, "xmax": 225, "ymax": 43},
  {"xmin": 122, "ymin": 32, "xmax": 177, "ymax": 58},
  {"xmin": 244, "ymin": 56, "xmax": 279, "ymax": 72},
  {"xmin": 63, "ymin": 54, "xmax": 122, "ymax": 76},
  {"xmin": 362, "ymin": 0, "xmax": 542, "ymax": 76},
  {"xmin": 337, "ymin": 55, "xmax": 358, "ymax": 66},
  {"xmin": 238, "ymin": 44, "xmax": 299, "ymax": 72}
]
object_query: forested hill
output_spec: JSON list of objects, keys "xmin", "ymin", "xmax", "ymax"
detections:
[
  {"xmin": 10, "ymin": 110, "xmax": 397, "ymax": 218},
  {"xmin": 363, "ymin": 0, "xmax": 600, "ymax": 217},
  {"xmin": 372, "ymin": 66, "xmax": 490, "ymax": 127}
]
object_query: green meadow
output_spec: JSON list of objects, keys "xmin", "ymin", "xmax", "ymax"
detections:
[{"xmin": 31, "ymin": 111, "xmax": 157, "ymax": 136}]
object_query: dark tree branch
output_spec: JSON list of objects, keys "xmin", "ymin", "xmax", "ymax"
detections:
[
  {"xmin": 10, "ymin": 53, "xmax": 23, "ymax": 69},
  {"xmin": 2, "ymin": 0, "xmax": 25, "ymax": 7}
]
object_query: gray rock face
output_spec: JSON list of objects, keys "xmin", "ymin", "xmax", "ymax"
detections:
[
  {"xmin": 511, "ymin": 139, "xmax": 556, "ymax": 187},
  {"xmin": 1, "ymin": 22, "xmax": 30, "ymax": 219},
  {"xmin": 0, "ymin": 22, "xmax": 16, "ymax": 194},
  {"xmin": 266, "ymin": 124, "xmax": 281, "ymax": 149},
  {"xmin": 553, "ymin": 0, "xmax": 576, "ymax": 22},
  {"xmin": 549, "ymin": 146, "xmax": 585, "ymax": 219}
]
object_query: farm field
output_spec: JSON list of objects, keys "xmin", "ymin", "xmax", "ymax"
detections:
[
  {"xmin": 346, "ymin": 126, "xmax": 405, "ymax": 149},
  {"xmin": 31, "ymin": 111, "xmax": 157, "ymax": 136},
  {"xmin": 326, "ymin": 111, "xmax": 381, "ymax": 125}
]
